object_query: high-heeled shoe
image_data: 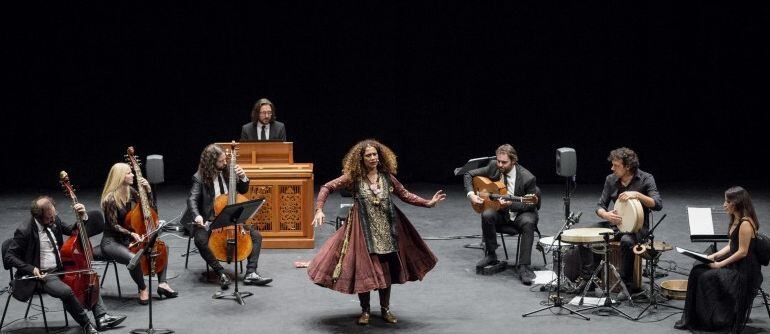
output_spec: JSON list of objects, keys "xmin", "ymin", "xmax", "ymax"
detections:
[
  {"xmin": 138, "ymin": 289, "xmax": 150, "ymax": 305},
  {"xmin": 157, "ymin": 287, "xmax": 178, "ymax": 299}
]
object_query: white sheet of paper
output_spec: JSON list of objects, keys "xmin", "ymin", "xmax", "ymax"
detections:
[
  {"xmin": 688, "ymin": 207, "xmax": 714, "ymax": 235},
  {"xmin": 533, "ymin": 270, "xmax": 556, "ymax": 285},
  {"xmin": 568, "ymin": 296, "xmax": 609, "ymax": 306}
]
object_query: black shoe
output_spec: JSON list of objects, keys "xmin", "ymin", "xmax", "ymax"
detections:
[
  {"xmin": 96, "ymin": 313, "xmax": 126, "ymax": 330},
  {"xmin": 157, "ymin": 286, "xmax": 179, "ymax": 299},
  {"xmin": 219, "ymin": 273, "xmax": 232, "ymax": 290},
  {"xmin": 674, "ymin": 319, "xmax": 688, "ymax": 330},
  {"xmin": 82, "ymin": 323, "xmax": 99, "ymax": 334},
  {"xmin": 519, "ymin": 265, "xmax": 536, "ymax": 286},
  {"xmin": 476, "ymin": 252, "xmax": 498, "ymax": 268},
  {"xmin": 243, "ymin": 272, "xmax": 273, "ymax": 286}
]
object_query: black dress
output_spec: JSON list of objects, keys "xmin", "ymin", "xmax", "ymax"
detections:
[{"xmin": 681, "ymin": 219, "xmax": 763, "ymax": 332}]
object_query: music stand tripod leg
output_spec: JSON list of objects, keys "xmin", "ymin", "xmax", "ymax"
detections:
[
  {"xmin": 522, "ymin": 236, "xmax": 589, "ymax": 321},
  {"xmin": 577, "ymin": 236, "xmax": 633, "ymax": 320},
  {"xmin": 131, "ymin": 239, "xmax": 174, "ymax": 334},
  {"xmin": 634, "ymin": 252, "xmax": 683, "ymax": 320}
]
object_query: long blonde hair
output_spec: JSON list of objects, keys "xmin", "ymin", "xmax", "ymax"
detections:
[{"xmin": 100, "ymin": 162, "xmax": 132, "ymax": 210}]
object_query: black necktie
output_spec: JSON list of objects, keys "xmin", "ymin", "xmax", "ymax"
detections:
[
  {"xmin": 260, "ymin": 125, "xmax": 267, "ymax": 141},
  {"xmin": 217, "ymin": 174, "xmax": 226, "ymax": 195},
  {"xmin": 43, "ymin": 226, "xmax": 63, "ymax": 270}
]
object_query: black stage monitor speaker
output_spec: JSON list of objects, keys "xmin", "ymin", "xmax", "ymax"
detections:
[
  {"xmin": 556, "ymin": 148, "xmax": 576, "ymax": 177},
  {"xmin": 146, "ymin": 154, "xmax": 164, "ymax": 184}
]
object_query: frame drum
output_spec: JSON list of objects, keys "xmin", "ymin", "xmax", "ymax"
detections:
[{"xmin": 613, "ymin": 198, "xmax": 644, "ymax": 233}]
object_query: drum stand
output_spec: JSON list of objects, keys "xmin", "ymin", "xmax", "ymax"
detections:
[
  {"xmin": 577, "ymin": 232, "xmax": 633, "ymax": 320},
  {"xmin": 541, "ymin": 247, "xmax": 577, "ymax": 293},
  {"xmin": 634, "ymin": 215, "xmax": 683, "ymax": 320},
  {"xmin": 523, "ymin": 184, "xmax": 589, "ymax": 321}
]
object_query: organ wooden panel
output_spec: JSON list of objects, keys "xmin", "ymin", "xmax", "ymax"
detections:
[{"xmin": 217, "ymin": 142, "xmax": 314, "ymax": 248}]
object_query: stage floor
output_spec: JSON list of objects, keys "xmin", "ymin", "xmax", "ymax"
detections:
[{"xmin": 1, "ymin": 183, "xmax": 769, "ymax": 333}]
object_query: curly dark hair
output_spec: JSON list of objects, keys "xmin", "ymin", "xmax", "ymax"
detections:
[
  {"xmin": 607, "ymin": 147, "xmax": 639, "ymax": 173},
  {"xmin": 198, "ymin": 144, "xmax": 229, "ymax": 185},
  {"xmin": 250, "ymin": 98, "xmax": 276, "ymax": 123},
  {"xmin": 342, "ymin": 139, "xmax": 398, "ymax": 179}
]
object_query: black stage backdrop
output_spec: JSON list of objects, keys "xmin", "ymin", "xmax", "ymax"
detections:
[{"xmin": 3, "ymin": 2, "xmax": 768, "ymax": 191}]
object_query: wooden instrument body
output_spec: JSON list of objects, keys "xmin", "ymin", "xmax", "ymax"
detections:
[
  {"xmin": 208, "ymin": 142, "xmax": 253, "ymax": 263},
  {"xmin": 470, "ymin": 176, "xmax": 536, "ymax": 214},
  {"xmin": 124, "ymin": 147, "xmax": 168, "ymax": 276},
  {"xmin": 209, "ymin": 193, "xmax": 253, "ymax": 262},
  {"xmin": 58, "ymin": 171, "xmax": 100, "ymax": 310},
  {"xmin": 60, "ymin": 234, "xmax": 100, "ymax": 310},
  {"xmin": 125, "ymin": 206, "xmax": 168, "ymax": 274}
]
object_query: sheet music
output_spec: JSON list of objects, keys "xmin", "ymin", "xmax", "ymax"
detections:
[
  {"xmin": 688, "ymin": 207, "xmax": 714, "ymax": 235},
  {"xmin": 676, "ymin": 247, "xmax": 714, "ymax": 263}
]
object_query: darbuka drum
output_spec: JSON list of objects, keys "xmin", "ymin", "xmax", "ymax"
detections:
[
  {"xmin": 613, "ymin": 198, "xmax": 644, "ymax": 233},
  {"xmin": 538, "ymin": 236, "xmax": 574, "ymax": 253},
  {"xmin": 561, "ymin": 228, "xmax": 614, "ymax": 244},
  {"xmin": 608, "ymin": 241, "xmax": 642, "ymax": 291}
]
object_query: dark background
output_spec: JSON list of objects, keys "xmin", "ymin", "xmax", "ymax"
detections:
[{"xmin": 3, "ymin": 2, "xmax": 768, "ymax": 191}]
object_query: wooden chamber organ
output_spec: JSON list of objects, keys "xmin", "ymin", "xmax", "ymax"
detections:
[{"xmin": 216, "ymin": 142, "xmax": 314, "ymax": 248}]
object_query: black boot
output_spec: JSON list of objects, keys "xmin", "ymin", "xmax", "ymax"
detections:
[{"xmin": 476, "ymin": 247, "xmax": 498, "ymax": 267}]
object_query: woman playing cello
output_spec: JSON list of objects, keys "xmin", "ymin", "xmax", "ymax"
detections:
[{"xmin": 100, "ymin": 162, "xmax": 178, "ymax": 304}]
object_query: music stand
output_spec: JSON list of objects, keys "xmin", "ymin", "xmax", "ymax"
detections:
[
  {"xmin": 454, "ymin": 156, "xmax": 495, "ymax": 250},
  {"xmin": 210, "ymin": 199, "xmax": 264, "ymax": 305},
  {"xmin": 130, "ymin": 223, "xmax": 174, "ymax": 334}
]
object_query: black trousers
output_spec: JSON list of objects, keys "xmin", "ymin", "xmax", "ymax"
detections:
[
  {"xmin": 481, "ymin": 209, "xmax": 538, "ymax": 266},
  {"xmin": 576, "ymin": 221, "xmax": 640, "ymax": 284},
  {"xmin": 193, "ymin": 225, "xmax": 262, "ymax": 274},
  {"xmin": 101, "ymin": 236, "xmax": 167, "ymax": 291},
  {"xmin": 41, "ymin": 275, "xmax": 107, "ymax": 327}
]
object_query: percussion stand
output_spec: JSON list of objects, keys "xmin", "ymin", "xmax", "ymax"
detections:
[
  {"xmin": 522, "ymin": 215, "xmax": 589, "ymax": 320},
  {"xmin": 635, "ymin": 215, "xmax": 683, "ymax": 320},
  {"xmin": 577, "ymin": 232, "xmax": 634, "ymax": 320}
]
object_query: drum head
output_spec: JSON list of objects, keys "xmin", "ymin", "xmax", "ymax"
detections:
[
  {"xmin": 561, "ymin": 228, "xmax": 614, "ymax": 244},
  {"xmin": 613, "ymin": 198, "xmax": 643, "ymax": 233},
  {"xmin": 538, "ymin": 236, "xmax": 573, "ymax": 248}
]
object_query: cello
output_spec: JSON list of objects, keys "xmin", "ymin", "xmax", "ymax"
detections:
[
  {"xmin": 208, "ymin": 141, "xmax": 252, "ymax": 264},
  {"xmin": 124, "ymin": 146, "xmax": 169, "ymax": 276},
  {"xmin": 59, "ymin": 171, "xmax": 100, "ymax": 310}
]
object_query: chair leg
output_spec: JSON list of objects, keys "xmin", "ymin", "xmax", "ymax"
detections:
[
  {"xmin": 536, "ymin": 230, "xmax": 547, "ymax": 266},
  {"xmin": 499, "ymin": 233, "xmax": 509, "ymax": 260},
  {"xmin": 62, "ymin": 300, "xmax": 68, "ymax": 326},
  {"xmin": 760, "ymin": 288, "xmax": 770, "ymax": 319},
  {"xmin": 24, "ymin": 296, "xmax": 32, "ymax": 318},
  {"xmin": 1, "ymin": 293, "xmax": 11, "ymax": 328},
  {"xmin": 113, "ymin": 261, "xmax": 122, "ymax": 298},
  {"xmin": 100, "ymin": 261, "xmax": 109, "ymax": 287},
  {"xmin": 185, "ymin": 235, "xmax": 192, "ymax": 269},
  {"xmin": 515, "ymin": 234, "xmax": 521, "ymax": 267},
  {"xmin": 38, "ymin": 293, "xmax": 48, "ymax": 334}
]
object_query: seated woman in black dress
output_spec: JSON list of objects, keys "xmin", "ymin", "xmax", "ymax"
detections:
[{"xmin": 675, "ymin": 186, "xmax": 763, "ymax": 332}]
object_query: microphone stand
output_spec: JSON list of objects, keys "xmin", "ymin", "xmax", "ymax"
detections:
[
  {"xmin": 522, "ymin": 176, "xmax": 589, "ymax": 320},
  {"xmin": 634, "ymin": 214, "xmax": 683, "ymax": 320},
  {"xmin": 130, "ymin": 231, "xmax": 174, "ymax": 334}
]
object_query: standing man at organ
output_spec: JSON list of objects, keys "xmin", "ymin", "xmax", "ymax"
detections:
[{"xmin": 240, "ymin": 98, "xmax": 287, "ymax": 141}]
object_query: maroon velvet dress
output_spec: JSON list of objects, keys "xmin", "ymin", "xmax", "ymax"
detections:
[{"xmin": 307, "ymin": 173, "xmax": 438, "ymax": 294}]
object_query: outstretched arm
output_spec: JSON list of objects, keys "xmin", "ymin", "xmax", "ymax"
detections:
[{"xmin": 312, "ymin": 174, "xmax": 352, "ymax": 227}]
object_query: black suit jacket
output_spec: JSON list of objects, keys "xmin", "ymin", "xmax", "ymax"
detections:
[
  {"xmin": 463, "ymin": 161, "xmax": 541, "ymax": 213},
  {"xmin": 4, "ymin": 216, "xmax": 74, "ymax": 301},
  {"xmin": 240, "ymin": 120, "xmax": 287, "ymax": 141},
  {"xmin": 187, "ymin": 171, "xmax": 250, "ymax": 223}
]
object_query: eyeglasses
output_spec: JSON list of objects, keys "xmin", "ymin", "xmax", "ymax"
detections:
[{"xmin": 259, "ymin": 111, "xmax": 273, "ymax": 115}]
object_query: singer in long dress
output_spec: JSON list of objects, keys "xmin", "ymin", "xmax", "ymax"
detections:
[
  {"xmin": 675, "ymin": 186, "xmax": 763, "ymax": 332},
  {"xmin": 308, "ymin": 139, "xmax": 446, "ymax": 325}
]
